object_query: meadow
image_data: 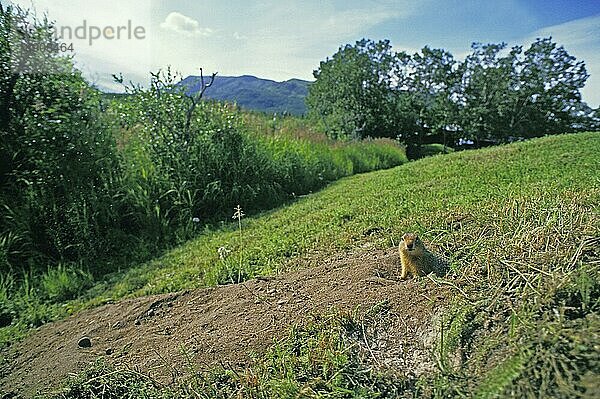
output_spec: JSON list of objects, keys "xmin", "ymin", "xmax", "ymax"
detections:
[{"xmin": 3, "ymin": 132, "xmax": 597, "ymax": 398}]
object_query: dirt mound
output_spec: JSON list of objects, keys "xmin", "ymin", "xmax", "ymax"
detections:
[{"xmin": 1, "ymin": 248, "xmax": 450, "ymax": 397}]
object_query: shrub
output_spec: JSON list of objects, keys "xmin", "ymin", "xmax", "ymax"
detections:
[
  {"xmin": 41, "ymin": 263, "xmax": 93, "ymax": 302},
  {"xmin": 0, "ymin": 5, "xmax": 121, "ymax": 267},
  {"xmin": 406, "ymin": 143, "xmax": 454, "ymax": 160}
]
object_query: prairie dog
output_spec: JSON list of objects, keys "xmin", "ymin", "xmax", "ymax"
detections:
[{"xmin": 398, "ymin": 233, "xmax": 447, "ymax": 279}]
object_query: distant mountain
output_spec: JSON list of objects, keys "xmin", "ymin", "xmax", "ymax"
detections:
[{"xmin": 179, "ymin": 75, "xmax": 310, "ymax": 115}]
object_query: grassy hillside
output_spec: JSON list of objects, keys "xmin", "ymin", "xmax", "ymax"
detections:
[
  {"xmin": 74, "ymin": 132, "xmax": 598, "ymax": 300},
  {"xmin": 5, "ymin": 132, "xmax": 600, "ymax": 397}
]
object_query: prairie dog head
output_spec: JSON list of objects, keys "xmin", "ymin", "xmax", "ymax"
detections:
[{"xmin": 400, "ymin": 233, "xmax": 424, "ymax": 254}]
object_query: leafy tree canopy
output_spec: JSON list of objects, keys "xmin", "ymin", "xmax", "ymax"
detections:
[{"xmin": 307, "ymin": 37, "xmax": 595, "ymax": 144}]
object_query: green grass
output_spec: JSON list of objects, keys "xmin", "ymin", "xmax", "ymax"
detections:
[
  {"xmin": 84, "ymin": 132, "xmax": 598, "ymax": 301},
  {"xmin": 5, "ymin": 132, "xmax": 600, "ymax": 397}
]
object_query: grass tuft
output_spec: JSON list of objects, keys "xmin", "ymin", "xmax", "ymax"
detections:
[{"xmin": 41, "ymin": 263, "xmax": 94, "ymax": 302}]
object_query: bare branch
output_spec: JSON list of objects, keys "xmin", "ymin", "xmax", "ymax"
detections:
[{"xmin": 184, "ymin": 67, "xmax": 218, "ymax": 144}]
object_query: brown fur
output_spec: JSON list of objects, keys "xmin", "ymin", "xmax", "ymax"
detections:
[{"xmin": 398, "ymin": 233, "xmax": 446, "ymax": 279}]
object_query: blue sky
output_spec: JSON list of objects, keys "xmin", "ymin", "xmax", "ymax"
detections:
[{"xmin": 6, "ymin": 0, "xmax": 600, "ymax": 106}]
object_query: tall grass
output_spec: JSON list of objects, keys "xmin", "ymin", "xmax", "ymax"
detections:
[
  {"xmin": 255, "ymin": 134, "xmax": 405, "ymax": 195},
  {"xmin": 109, "ymin": 81, "xmax": 407, "ymax": 243}
]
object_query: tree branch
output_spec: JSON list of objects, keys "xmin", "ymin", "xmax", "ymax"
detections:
[{"xmin": 184, "ymin": 67, "xmax": 217, "ymax": 144}]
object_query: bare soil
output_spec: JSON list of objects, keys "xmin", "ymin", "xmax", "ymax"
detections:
[{"xmin": 1, "ymin": 248, "xmax": 451, "ymax": 398}]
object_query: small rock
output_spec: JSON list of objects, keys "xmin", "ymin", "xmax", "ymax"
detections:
[
  {"xmin": 78, "ymin": 336, "xmax": 92, "ymax": 348},
  {"xmin": 134, "ymin": 319, "xmax": 141, "ymax": 325},
  {"xmin": 105, "ymin": 347, "xmax": 113, "ymax": 355},
  {"xmin": 277, "ymin": 299, "xmax": 287, "ymax": 305},
  {"xmin": 147, "ymin": 309, "xmax": 155, "ymax": 317}
]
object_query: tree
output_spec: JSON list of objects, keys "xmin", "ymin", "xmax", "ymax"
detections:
[
  {"xmin": 306, "ymin": 39, "xmax": 398, "ymax": 140},
  {"xmin": 457, "ymin": 42, "xmax": 516, "ymax": 143},
  {"xmin": 309, "ymin": 36, "xmax": 594, "ymax": 146},
  {"xmin": 513, "ymin": 38, "xmax": 589, "ymax": 137},
  {"xmin": 397, "ymin": 46, "xmax": 460, "ymax": 147},
  {"xmin": 457, "ymin": 38, "xmax": 590, "ymax": 143}
]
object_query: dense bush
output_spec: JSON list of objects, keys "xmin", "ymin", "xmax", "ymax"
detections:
[
  {"xmin": 109, "ymin": 77, "xmax": 282, "ymax": 243},
  {"xmin": 0, "ymin": 5, "xmax": 121, "ymax": 271}
]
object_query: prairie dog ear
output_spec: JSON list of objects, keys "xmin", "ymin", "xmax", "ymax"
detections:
[{"xmin": 402, "ymin": 233, "xmax": 409, "ymax": 240}]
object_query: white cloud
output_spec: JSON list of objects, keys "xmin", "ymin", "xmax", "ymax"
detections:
[
  {"xmin": 160, "ymin": 12, "xmax": 213, "ymax": 37},
  {"xmin": 321, "ymin": 8, "xmax": 401, "ymax": 39},
  {"xmin": 220, "ymin": 1, "xmax": 416, "ymax": 81},
  {"xmin": 233, "ymin": 32, "xmax": 247, "ymax": 40},
  {"xmin": 533, "ymin": 14, "xmax": 600, "ymax": 47}
]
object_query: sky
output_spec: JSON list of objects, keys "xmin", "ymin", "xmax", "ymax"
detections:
[{"xmin": 5, "ymin": 0, "xmax": 600, "ymax": 107}]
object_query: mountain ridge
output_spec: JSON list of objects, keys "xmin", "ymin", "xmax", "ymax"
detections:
[{"xmin": 179, "ymin": 74, "xmax": 311, "ymax": 115}]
